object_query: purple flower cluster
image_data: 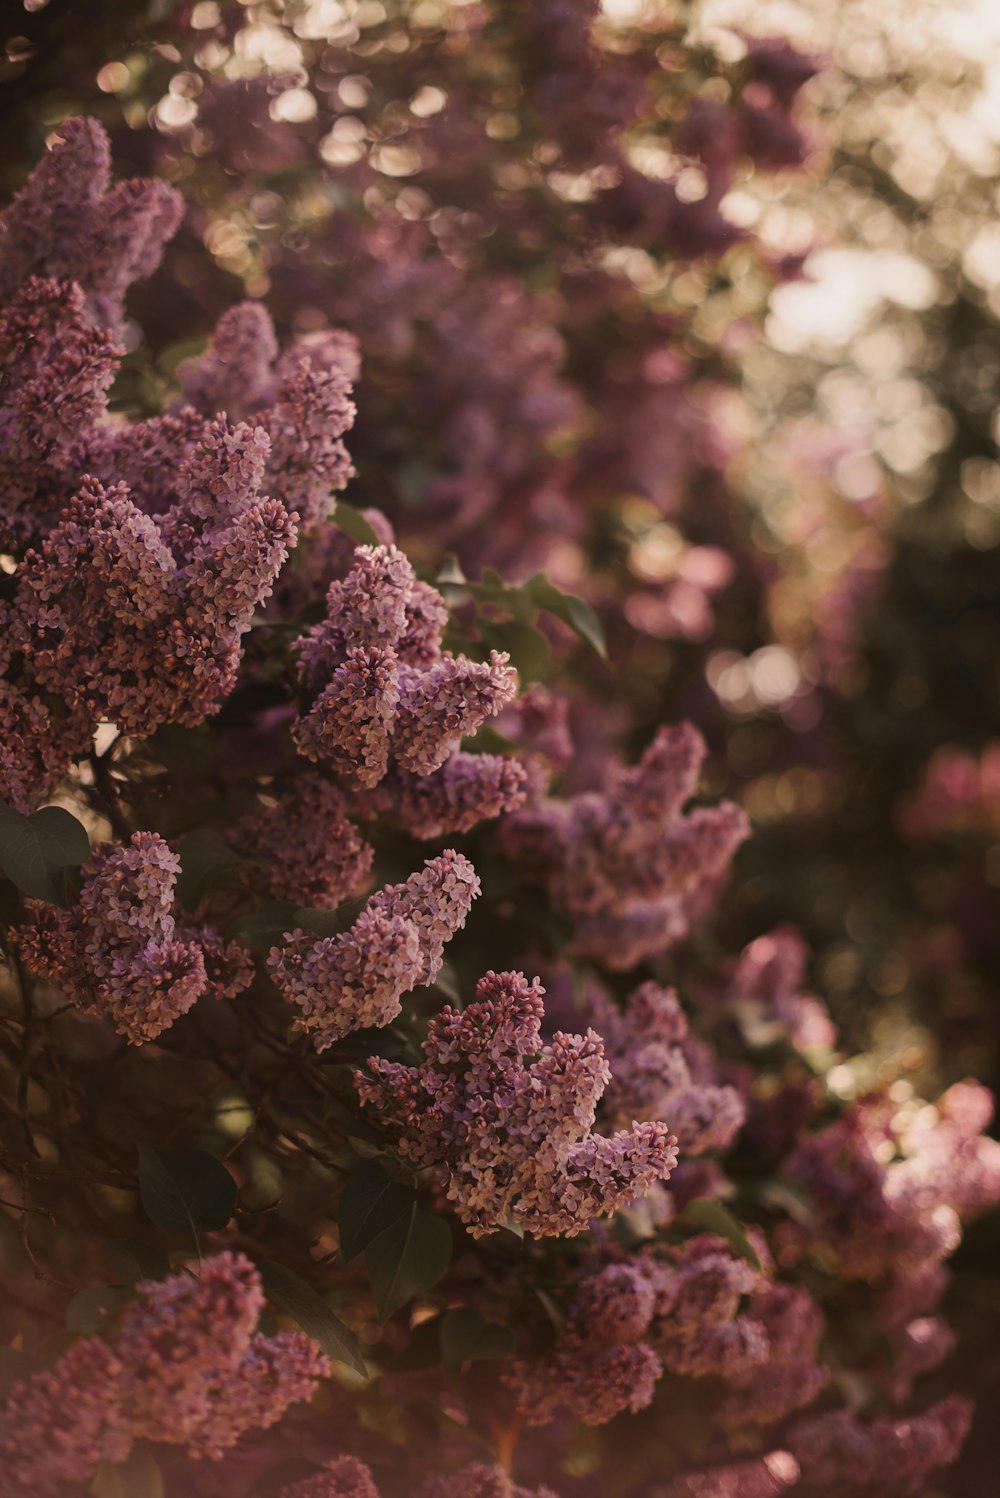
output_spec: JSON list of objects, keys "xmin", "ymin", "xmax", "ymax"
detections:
[
  {"xmin": 502, "ymin": 723, "xmax": 749, "ymax": 968},
  {"xmin": 0, "ymin": 1253, "xmax": 329, "ymax": 1494},
  {"xmin": 269, "ymin": 851, "xmax": 480, "ymax": 1049},
  {"xmin": 586, "ymin": 980, "xmax": 745, "ymax": 1154},
  {"xmin": 293, "ymin": 543, "xmax": 519, "ymax": 791},
  {"xmin": 238, "ymin": 771, "xmax": 374, "ymax": 909},
  {"xmin": 280, "ymin": 1459, "xmax": 555, "ymax": 1498},
  {"xmin": 357, "ymin": 970, "xmax": 678, "ymax": 1238},
  {"xmin": 13, "ymin": 832, "xmax": 252, "ymax": 1043}
]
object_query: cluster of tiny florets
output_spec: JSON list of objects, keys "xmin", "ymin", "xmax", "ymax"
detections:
[
  {"xmin": 269, "ymin": 850, "xmax": 480, "ymax": 1049},
  {"xmin": 501, "ymin": 724, "xmax": 749, "ymax": 968},
  {"xmin": 357, "ymin": 970, "xmax": 678, "ymax": 1237},
  {"xmin": 13, "ymin": 831, "xmax": 252, "ymax": 1043}
]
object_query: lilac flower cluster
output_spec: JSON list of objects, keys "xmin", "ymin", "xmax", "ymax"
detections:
[
  {"xmin": 787, "ymin": 1396, "xmax": 972, "ymax": 1496},
  {"xmin": 585, "ymin": 980, "xmax": 745, "ymax": 1154},
  {"xmin": 0, "ymin": 1253, "xmax": 329, "ymax": 1494},
  {"xmin": 238, "ymin": 771, "xmax": 374, "ymax": 908},
  {"xmin": 502, "ymin": 724, "xmax": 749, "ymax": 968},
  {"xmin": 292, "ymin": 544, "xmax": 519, "ymax": 794},
  {"xmin": 178, "ymin": 300, "xmax": 357, "ymax": 530},
  {"xmin": 269, "ymin": 851, "xmax": 480, "ymax": 1050},
  {"xmin": 507, "ymin": 1240, "xmax": 828, "ymax": 1442},
  {"xmin": 279, "ymin": 1460, "xmax": 555, "ymax": 1498},
  {"xmin": 357, "ymin": 970, "xmax": 678, "ymax": 1238},
  {"xmin": 13, "ymin": 832, "xmax": 252, "ymax": 1043}
]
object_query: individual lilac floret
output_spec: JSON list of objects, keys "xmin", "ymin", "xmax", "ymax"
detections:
[
  {"xmin": 238, "ymin": 772, "xmax": 374, "ymax": 908},
  {"xmin": 0, "ymin": 1337, "xmax": 128, "ymax": 1497},
  {"xmin": 0, "ymin": 117, "xmax": 183, "ymax": 331},
  {"xmin": 501, "ymin": 723, "xmax": 748, "ymax": 968},
  {"xmin": 292, "ymin": 545, "xmax": 517, "ymax": 788},
  {"xmin": 269, "ymin": 851, "xmax": 480, "ymax": 1050},
  {"xmin": 178, "ymin": 301, "xmax": 358, "ymax": 529},
  {"xmin": 587, "ymin": 980, "xmax": 745, "ymax": 1154},
  {"xmin": 362, "ymin": 753, "xmax": 528, "ymax": 839},
  {"xmin": 787, "ymin": 1396, "xmax": 972, "ymax": 1496},
  {"xmin": 12, "ymin": 832, "xmax": 251, "ymax": 1044},
  {"xmin": 357, "ymin": 971, "xmax": 678, "ymax": 1238}
]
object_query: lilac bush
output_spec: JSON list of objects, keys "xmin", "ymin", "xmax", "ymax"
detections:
[{"xmin": 0, "ymin": 10, "xmax": 997, "ymax": 1497}]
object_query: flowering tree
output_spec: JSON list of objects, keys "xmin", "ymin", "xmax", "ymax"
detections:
[{"xmin": 1, "ymin": 7, "xmax": 999, "ymax": 1496}]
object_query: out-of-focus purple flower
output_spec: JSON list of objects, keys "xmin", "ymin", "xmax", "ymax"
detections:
[{"xmin": 787, "ymin": 1396, "xmax": 972, "ymax": 1495}]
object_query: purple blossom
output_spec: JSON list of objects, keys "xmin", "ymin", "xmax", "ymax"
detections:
[
  {"xmin": 357, "ymin": 970, "xmax": 678, "ymax": 1238},
  {"xmin": 269, "ymin": 851, "xmax": 480, "ymax": 1049},
  {"xmin": 293, "ymin": 544, "xmax": 517, "ymax": 787},
  {"xmin": 360, "ymin": 753, "xmax": 528, "ymax": 840},
  {"xmin": 0, "ymin": 1337, "xmax": 128, "ymax": 1496},
  {"xmin": 13, "ymin": 832, "xmax": 251, "ymax": 1044},
  {"xmin": 238, "ymin": 771, "xmax": 374, "ymax": 908},
  {"xmin": 787, "ymin": 1396, "xmax": 972, "ymax": 1495}
]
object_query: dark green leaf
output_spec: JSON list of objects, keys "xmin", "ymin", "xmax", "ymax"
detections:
[
  {"xmin": 174, "ymin": 829, "xmax": 239, "ymax": 911},
  {"xmin": 0, "ymin": 1347, "xmax": 40, "ymax": 1399},
  {"xmin": 138, "ymin": 1144, "xmax": 237, "ymax": 1240},
  {"xmin": 479, "ymin": 619, "xmax": 550, "ymax": 684},
  {"xmin": 526, "ymin": 574, "xmax": 607, "ymax": 659},
  {"xmin": 0, "ymin": 802, "xmax": 90, "ymax": 905},
  {"xmin": 226, "ymin": 901, "xmax": 299, "ymax": 946},
  {"xmin": 260, "ymin": 1260, "xmax": 367, "ymax": 1376},
  {"xmin": 92, "ymin": 1446, "xmax": 165, "ymax": 1498},
  {"xmin": 683, "ymin": 1198, "xmax": 762, "ymax": 1270},
  {"xmin": 439, "ymin": 1307, "xmax": 514, "ymax": 1372},
  {"xmin": 293, "ymin": 906, "xmax": 348, "ymax": 939},
  {"xmin": 65, "ymin": 1286, "xmax": 130, "ymax": 1334},
  {"xmin": 365, "ymin": 1203, "xmax": 452, "ymax": 1322},
  {"xmin": 337, "ymin": 1159, "xmax": 416, "ymax": 1263},
  {"xmin": 331, "ymin": 501, "xmax": 382, "ymax": 547},
  {"xmin": 103, "ymin": 1237, "xmax": 171, "ymax": 1286}
]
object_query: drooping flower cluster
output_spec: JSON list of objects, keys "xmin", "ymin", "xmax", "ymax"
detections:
[
  {"xmin": 292, "ymin": 543, "xmax": 519, "ymax": 793},
  {"xmin": 13, "ymin": 832, "xmax": 252, "ymax": 1043},
  {"xmin": 269, "ymin": 851, "xmax": 480, "ymax": 1049},
  {"xmin": 505, "ymin": 1234, "xmax": 820, "ymax": 1429},
  {"xmin": 0, "ymin": 1253, "xmax": 329, "ymax": 1494},
  {"xmin": 786, "ymin": 1396, "xmax": 973, "ymax": 1496},
  {"xmin": 357, "ymin": 970, "xmax": 678, "ymax": 1237},
  {"xmin": 237, "ymin": 770, "xmax": 374, "ymax": 909},
  {"xmin": 502, "ymin": 723, "xmax": 749, "ymax": 968},
  {"xmin": 585, "ymin": 980, "xmax": 746, "ymax": 1153}
]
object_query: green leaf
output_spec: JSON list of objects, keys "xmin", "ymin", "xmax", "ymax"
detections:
[
  {"xmin": 91, "ymin": 1446, "xmax": 164, "ymax": 1498},
  {"xmin": 526, "ymin": 574, "xmax": 607, "ymax": 659},
  {"xmin": 103, "ymin": 1236, "xmax": 171, "ymax": 1287},
  {"xmin": 293, "ymin": 906, "xmax": 348, "ymax": 939},
  {"xmin": 683, "ymin": 1198, "xmax": 762, "ymax": 1270},
  {"xmin": 260, "ymin": 1260, "xmax": 367, "ymax": 1376},
  {"xmin": 138, "ymin": 1144, "xmax": 238, "ymax": 1241},
  {"xmin": 331, "ymin": 501, "xmax": 382, "ymax": 547},
  {"xmin": 439, "ymin": 1307, "xmax": 514, "ymax": 1373},
  {"xmin": 337, "ymin": 1159, "xmax": 416, "ymax": 1263},
  {"xmin": 65, "ymin": 1286, "xmax": 131, "ymax": 1334},
  {"xmin": 0, "ymin": 802, "xmax": 90, "ymax": 905},
  {"xmin": 479, "ymin": 619, "xmax": 550, "ymax": 684},
  {"xmin": 226, "ymin": 901, "xmax": 300, "ymax": 946},
  {"xmin": 365, "ymin": 1203, "xmax": 452, "ymax": 1321},
  {"xmin": 174, "ymin": 828, "xmax": 239, "ymax": 911}
]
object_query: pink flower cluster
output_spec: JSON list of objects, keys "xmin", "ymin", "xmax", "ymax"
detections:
[
  {"xmin": 238, "ymin": 770, "xmax": 374, "ymax": 909},
  {"xmin": 13, "ymin": 832, "xmax": 252, "ymax": 1044},
  {"xmin": 292, "ymin": 544, "xmax": 519, "ymax": 792},
  {"xmin": 586, "ymin": 980, "xmax": 745, "ymax": 1153},
  {"xmin": 269, "ymin": 850, "xmax": 480, "ymax": 1049},
  {"xmin": 502, "ymin": 723, "xmax": 749, "ymax": 968},
  {"xmin": 279, "ymin": 1459, "xmax": 555, "ymax": 1498},
  {"xmin": 357, "ymin": 970, "xmax": 678, "ymax": 1237},
  {"xmin": 0, "ymin": 1253, "xmax": 329, "ymax": 1495}
]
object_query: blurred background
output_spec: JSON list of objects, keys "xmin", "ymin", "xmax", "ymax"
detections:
[{"xmin": 3, "ymin": 1, "xmax": 1000, "ymax": 1490}]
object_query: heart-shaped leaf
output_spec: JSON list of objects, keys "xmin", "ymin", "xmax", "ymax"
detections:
[
  {"xmin": 260, "ymin": 1260, "xmax": 367, "ymax": 1376},
  {"xmin": 331, "ymin": 501, "xmax": 383, "ymax": 547},
  {"xmin": 337, "ymin": 1159, "xmax": 416, "ymax": 1263},
  {"xmin": 174, "ymin": 829, "xmax": 240, "ymax": 911},
  {"xmin": 103, "ymin": 1237, "xmax": 171, "ymax": 1287},
  {"xmin": 439, "ymin": 1307, "xmax": 514, "ymax": 1373},
  {"xmin": 365, "ymin": 1203, "xmax": 452, "ymax": 1322},
  {"xmin": 0, "ymin": 802, "xmax": 90, "ymax": 905},
  {"xmin": 138, "ymin": 1144, "xmax": 238, "ymax": 1241}
]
